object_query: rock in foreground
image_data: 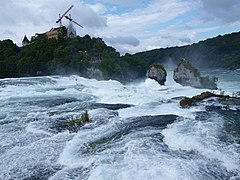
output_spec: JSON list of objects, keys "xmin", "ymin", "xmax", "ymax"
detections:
[
  {"xmin": 174, "ymin": 59, "xmax": 217, "ymax": 90},
  {"xmin": 147, "ymin": 63, "xmax": 167, "ymax": 85},
  {"xmin": 180, "ymin": 91, "xmax": 233, "ymax": 107}
]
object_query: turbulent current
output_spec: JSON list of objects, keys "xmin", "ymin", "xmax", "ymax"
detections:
[{"xmin": 0, "ymin": 70, "xmax": 239, "ymax": 180}]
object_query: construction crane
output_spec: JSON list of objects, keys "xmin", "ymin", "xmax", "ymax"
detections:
[
  {"xmin": 65, "ymin": 15, "xmax": 84, "ymax": 28},
  {"xmin": 56, "ymin": 5, "xmax": 74, "ymax": 26}
]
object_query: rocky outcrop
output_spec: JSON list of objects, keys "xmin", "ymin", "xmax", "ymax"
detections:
[
  {"xmin": 180, "ymin": 91, "xmax": 232, "ymax": 107},
  {"xmin": 147, "ymin": 63, "xmax": 167, "ymax": 85},
  {"xmin": 173, "ymin": 59, "xmax": 217, "ymax": 90},
  {"xmin": 85, "ymin": 67, "xmax": 103, "ymax": 80}
]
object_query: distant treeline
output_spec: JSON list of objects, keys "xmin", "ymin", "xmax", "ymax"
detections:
[
  {"xmin": 0, "ymin": 33, "xmax": 145, "ymax": 81},
  {"xmin": 133, "ymin": 31, "xmax": 240, "ymax": 70},
  {"xmin": 0, "ymin": 31, "xmax": 239, "ymax": 81}
]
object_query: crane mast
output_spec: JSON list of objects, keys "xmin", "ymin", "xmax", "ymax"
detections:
[{"xmin": 56, "ymin": 5, "xmax": 74, "ymax": 26}]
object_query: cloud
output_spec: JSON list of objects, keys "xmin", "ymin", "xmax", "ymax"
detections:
[
  {"xmin": 0, "ymin": 0, "xmax": 239, "ymax": 55},
  {"xmin": 106, "ymin": 0, "xmax": 193, "ymax": 27},
  {"xmin": 0, "ymin": 0, "xmax": 45, "ymax": 26},
  {"xmin": 0, "ymin": 0, "xmax": 107, "ymax": 28},
  {"xmin": 87, "ymin": 3, "xmax": 107, "ymax": 14},
  {"xmin": 102, "ymin": 0, "xmax": 145, "ymax": 7},
  {"xmin": 179, "ymin": 37, "xmax": 192, "ymax": 44},
  {"xmin": 97, "ymin": 0, "xmax": 197, "ymax": 53},
  {"xmin": 3, "ymin": 30, "xmax": 17, "ymax": 37},
  {"xmin": 71, "ymin": 3, "xmax": 107, "ymax": 28},
  {"xmin": 201, "ymin": 0, "xmax": 240, "ymax": 23},
  {"xmin": 184, "ymin": 25, "xmax": 193, "ymax": 30},
  {"xmin": 0, "ymin": 0, "xmax": 107, "ymax": 45},
  {"xmin": 104, "ymin": 36, "xmax": 140, "ymax": 46}
]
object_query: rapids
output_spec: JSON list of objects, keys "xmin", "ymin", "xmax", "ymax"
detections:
[{"xmin": 0, "ymin": 69, "xmax": 239, "ymax": 180}]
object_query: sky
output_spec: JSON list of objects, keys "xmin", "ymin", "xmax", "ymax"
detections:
[{"xmin": 0, "ymin": 0, "xmax": 240, "ymax": 54}]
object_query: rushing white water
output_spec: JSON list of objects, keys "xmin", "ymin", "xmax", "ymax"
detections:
[{"xmin": 0, "ymin": 70, "xmax": 239, "ymax": 180}]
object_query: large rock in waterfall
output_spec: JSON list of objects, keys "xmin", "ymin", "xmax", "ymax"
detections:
[
  {"xmin": 147, "ymin": 63, "xmax": 167, "ymax": 85},
  {"xmin": 173, "ymin": 59, "xmax": 217, "ymax": 90}
]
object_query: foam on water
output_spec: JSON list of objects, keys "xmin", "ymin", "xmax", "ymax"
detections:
[
  {"xmin": 162, "ymin": 114, "xmax": 240, "ymax": 172},
  {"xmin": 0, "ymin": 72, "xmax": 239, "ymax": 179}
]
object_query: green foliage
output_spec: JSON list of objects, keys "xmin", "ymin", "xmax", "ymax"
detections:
[
  {"xmin": 0, "ymin": 35, "xmax": 126, "ymax": 79},
  {"xmin": 179, "ymin": 59, "xmax": 200, "ymax": 77},
  {"xmin": 134, "ymin": 31, "xmax": 240, "ymax": 70},
  {"xmin": 0, "ymin": 40, "xmax": 19, "ymax": 78},
  {"xmin": 58, "ymin": 26, "xmax": 67, "ymax": 42},
  {"xmin": 69, "ymin": 110, "xmax": 90, "ymax": 126},
  {"xmin": 119, "ymin": 53, "xmax": 146, "ymax": 80},
  {"xmin": 2, "ymin": 31, "xmax": 238, "ymax": 80},
  {"xmin": 99, "ymin": 59, "xmax": 118, "ymax": 77},
  {"xmin": 3, "ymin": 31, "xmax": 238, "ymax": 81},
  {"xmin": 82, "ymin": 110, "xmax": 90, "ymax": 123}
]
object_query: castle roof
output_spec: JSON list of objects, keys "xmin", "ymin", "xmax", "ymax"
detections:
[
  {"xmin": 22, "ymin": 35, "xmax": 30, "ymax": 43},
  {"xmin": 49, "ymin": 26, "xmax": 65, "ymax": 32}
]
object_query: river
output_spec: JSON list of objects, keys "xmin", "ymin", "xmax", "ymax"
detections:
[{"xmin": 0, "ymin": 69, "xmax": 239, "ymax": 180}]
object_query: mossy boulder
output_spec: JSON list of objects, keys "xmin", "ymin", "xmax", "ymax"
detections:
[
  {"xmin": 174, "ymin": 59, "xmax": 217, "ymax": 90},
  {"xmin": 180, "ymin": 91, "xmax": 231, "ymax": 107},
  {"xmin": 179, "ymin": 97, "xmax": 194, "ymax": 107},
  {"xmin": 147, "ymin": 63, "xmax": 167, "ymax": 85}
]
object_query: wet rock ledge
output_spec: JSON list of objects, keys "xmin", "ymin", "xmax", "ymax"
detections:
[{"xmin": 180, "ymin": 91, "xmax": 240, "ymax": 108}]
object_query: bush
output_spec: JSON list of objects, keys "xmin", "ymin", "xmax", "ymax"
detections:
[
  {"xmin": 81, "ymin": 110, "xmax": 90, "ymax": 123},
  {"xmin": 69, "ymin": 110, "xmax": 90, "ymax": 126}
]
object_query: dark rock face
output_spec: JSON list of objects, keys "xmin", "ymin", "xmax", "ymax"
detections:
[
  {"xmin": 90, "ymin": 103, "xmax": 133, "ymax": 110},
  {"xmin": 173, "ymin": 59, "xmax": 217, "ymax": 90},
  {"xmin": 173, "ymin": 60, "xmax": 201, "ymax": 88},
  {"xmin": 147, "ymin": 63, "xmax": 167, "ymax": 85},
  {"xmin": 179, "ymin": 91, "xmax": 240, "ymax": 108}
]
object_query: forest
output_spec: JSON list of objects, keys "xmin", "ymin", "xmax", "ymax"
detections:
[
  {"xmin": 0, "ymin": 30, "xmax": 145, "ymax": 81},
  {"xmin": 0, "ymin": 30, "xmax": 239, "ymax": 81},
  {"xmin": 134, "ymin": 31, "xmax": 240, "ymax": 70}
]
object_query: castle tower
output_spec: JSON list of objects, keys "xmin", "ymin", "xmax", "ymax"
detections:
[
  {"xmin": 67, "ymin": 21, "xmax": 76, "ymax": 38},
  {"xmin": 22, "ymin": 35, "xmax": 30, "ymax": 46}
]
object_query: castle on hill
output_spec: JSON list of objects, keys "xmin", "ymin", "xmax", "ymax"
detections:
[{"xmin": 22, "ymin": 23, "xmax": 77, "ymax": 46}]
